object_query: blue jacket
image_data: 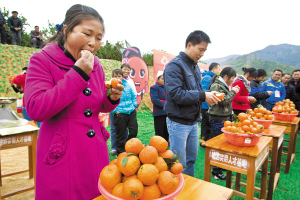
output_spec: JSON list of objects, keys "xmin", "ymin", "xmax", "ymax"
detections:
[
  {"xmin": 261, "ymin": 78, "xmax": 286, "ymax": 104},
  {"xmin": 164, "ymin": 52, "xmax": 205, "ymax": 125},
  {"xmin": 112, "ymin": 79, "xmax": 137, "ymax": 114},
  {"xmin": 201, "ymin": 70, "xmax": 215, "ymax": 109},
  {"xmin": 150, "ymin": 83, "xmax": 167, "ymax": 117}
]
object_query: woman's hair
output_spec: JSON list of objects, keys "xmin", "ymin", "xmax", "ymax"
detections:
[
  {"xmin": 209, "ymin": 67, "xmax": 236, "ymax": 89},
  {"xmin": 121, "ymin": 63, "xmax": 131, "ymax": 69},
  {"xmin": 209, "ymin": 62, "xmax": 220, "ymax": 71},
  {"xmin": 112, "ymin": 69, "xmax": 123, "ymax": 77},
  {"xmin": 257, "ymin": 69, "xmax": 267, "ymax": 77},
  {"xmin": 242, "ymin": 67, "xmax": 258, "ymax": 78},
  {"xmin": 48, "ymin": 4, "xmax": 105, "ymax": 45}
]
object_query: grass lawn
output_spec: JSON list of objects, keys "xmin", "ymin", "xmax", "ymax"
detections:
[{"xmin": 106, "ymin": 111, "xmax": 300, "ymax": 199}]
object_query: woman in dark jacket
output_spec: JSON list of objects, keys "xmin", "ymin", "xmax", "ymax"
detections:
[{"xmin": 150, "ymin": 71, "xmax": 169, "ymax": 142}]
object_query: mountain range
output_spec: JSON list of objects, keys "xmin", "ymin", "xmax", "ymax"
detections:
[{"xmin": 203, "ymin": 44, "xmax": 300, "ymax": 75}]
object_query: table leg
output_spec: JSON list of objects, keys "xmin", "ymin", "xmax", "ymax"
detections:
[
  {"xmin": 28, "ymin": 145, "xmax": 33, "ymax": 179},
  {"xmin": 260, "ymin": 155, "xmax": 269, "ymax": 199},
  {"xmin": 267, "ymin": 138, "xmax": 278, "ymax": 200},
  {"xmin": 32, "ymin": 131, "xmax": 37, "ymax": 186},
  {"xmin": 0, "ymin": 144, "xmax": 2, "ymax": 187},
  {"xmin": 246, "ymin": 157, "xmax": 255, "ymax": 200},
  {"xmin": 204, "ymin": 148, "xmax": 211, "ymax": 182},
  {"xmin": 292, "ymin": 125, "xmax": 298, "ymax": 156},
  {"xmin": 285, "ymin": 125, "xmax": 295, "ymax": 173},
  {"xmin": 277, "ymin": 141, "xmax": 283, "ymax": 173},
  {"xmin": 226, "ymin": 170, "xmax": 232, "ymax": 189},
  {"xmin": 235, "ymin": 173, "xmax": 241, "ymax": 191}
]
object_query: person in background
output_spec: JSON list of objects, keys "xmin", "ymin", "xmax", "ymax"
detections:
[
  {"xmin": 111, "ymin": 69, "xmax": 138, "ymax": 156},
  {"xmin": 290, "ymin": 70, "xmax": 300, "ymax": 113},
  {"xmin": 261, "ymin": 69, "xmax": 286, "ymax": 111},
  {"xmin": 30, "ymin": 25, "xmax": 44, "ymax": 48},
  {"xmin": 200, "ymin": 62, "xmax": 221, "ymax": 145},
  {"xmin": 282, "ymin": 73, "xmax": 297, "ymax": 102},
  {"xmin": 232, "ymin": 68, "xmax": 257, "ymax": 116},
  {"xmin": 150, "ymin": 71, "xmax": 169, "ymax": 142},
  {"xmin": 7, "ymin": 11, "xmax": 22, "ymax": 46},
  {"xmin": 208, "ymin": 67, "xmax": 239, "ymax": 180},
  {"xmin": 250, "ymin": 69, "xmax": 272, "ymax": 109},
  {"xmin": 0, "ymin": 10, "xmax": 7, "ymax": 44},
  {"xmin": 109, "ymin": 63, "xmax": 136, "ymax": 156},
  {"xmin": 164, "ymin": 30, "xmax": 221, "ymax": 177}
]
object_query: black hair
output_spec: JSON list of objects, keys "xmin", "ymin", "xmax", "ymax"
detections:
[
  {"xmin": 209, "ymin": 67, "xmax": 236, "ymax": 89},
  {"xmin": 185, "ymin": 30, "xmax": 211, "ymax": 48},
  {"xmin": 112, "ymin": 69, "xmax": 123, "ymax": 77},
  {"xmin": 242, "ymin": 67, "xmax": 258, "ymax": 78},
  {"xmin": 48, "ymin": 4, "xmax": 105, "ymax": 45},
  {"xmin": 292, "ymin": 69, "xmax": 300, "ymax": 74},
  {"xmin": 273, "ymin": 69, "xmax": 282, "ymax": 74},
  {"xmin": 283, "ymin": 73, "xmax": 291, "ymax": 77},
  {"xmin": 121, "ymin": 63, "xmax": 130, "ymax": 69},
  {"xmin": 257, "ymin": 69, "xmax": 267, "ymax": 77},
  {"xmin": 35, "ymin": 25, "xmax": 39, "ymax": 28},
  {"xmin": 209, "ymin": 63, "xmax": 220, "ymax": 71}
]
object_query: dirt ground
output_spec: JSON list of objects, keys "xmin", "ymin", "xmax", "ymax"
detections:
[{"xmin": 1, "ymin": 146, "xmax": 35, "ymax": 199}]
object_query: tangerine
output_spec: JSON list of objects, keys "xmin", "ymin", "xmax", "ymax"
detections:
[
  {"xmin": 140, "ymin": 183, "xmax": 161, "ymax": 200},
  {"xmin": 125, "ymin": 138, "xmax": 144, "ymax": 155},
  {"xmin": 137, "ymin": 164, "xmax": 159, "ymax": 185},
  {"xmin": 117, "ymin": 152, "xmax": 127, "ymax": 167},
  {"xmin": 119, "ymin": 155, "xmax": 141, "ymax": 176},
  {"xmin": 238, "ymin": 113, "xmax": 248, "ymax": 121},
  {"xmin": 109, "ymin": 159, "xmax": 118, "ymax": 166},
  {"xmin": 242, "ymin": 119, "xmax": 251, "ymax": 126},
  {"xmin": 160, "ymin": 149, "xmax": 174, "ymax": 159},
  {"xmin": 154, "ymin": 157, "xmax": 168, "ymax": 172},
  {"xmin": 241, "ymin": 125, "xmax": 250, "ymax": 132},
  {"xmin": 157, "ymin": 171, "xmax": 179, "ymax": 195},
  {"xmin": 100, "ymin": 164, "xmax": 122, "ymax": 189},
  {"xmin": 215, "ymin": 93, "xmax": 224, "ymax": 100},
  {"xmin": 122, "ymin": 175, "xmax": 138, "ymax": 183},
  {"xmin": 112, "ymin": 183, "xmax": 125, "ymax": 198},
  {"xmin": 139, "ymin": 146, "xmax": 158, "ymax": 164},
  {"xmin": 123, "ymin": 178, "xmax": 144, "ymax": 200},
  {"xmin": 150, "ymin": 136, "xmax": 168, "ymax": 153},
  {"xmin": 111, "ymin": 78, "xmax": 120, "ymax": 89},
  {"xmin": 224, "ymin": 121, "xmax": 232, "ymax": 127},
  {"xmin": 170, "ymin": 162, "xmax": 183, "ymax": 174}
]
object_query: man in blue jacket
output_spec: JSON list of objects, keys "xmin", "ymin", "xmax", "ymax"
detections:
[
  {"xmin": 200, "ymin": 63, "xmax": 221, "ymax": 143},
  {"xmin": 261, "ymin": 69, "xmax": 286, "ymax": 111},
  {"xmin": 164, "ymin": 30, "xmax": 221, "ymax": 177}
]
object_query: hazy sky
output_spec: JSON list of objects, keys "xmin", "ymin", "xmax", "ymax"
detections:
[{"xmin": 2, "ymin": 0, "xmax": 300, "ymax": 60}]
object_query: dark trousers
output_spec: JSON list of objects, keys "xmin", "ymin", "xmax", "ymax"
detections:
[
  {"xmin": 0, "ymin": 25, "xmax": 6, "ymax": 44},
  {"xmin": 201, "ymin": 109, "xmax": 211, "ymax": 141},
  {"xmin": 10, "ymin": 30, "xmax": 21, "ymax": 45},
  {"xmin": 154, "ymin": 115, "xmax": 169, "ymax": 142},
  {"xmin": 266, "ymin": 102, "xmax": 275, "ymax": 111},
  {"xmin": 114, "ymin": 110, "xmax": 138, "ymax": 154}
]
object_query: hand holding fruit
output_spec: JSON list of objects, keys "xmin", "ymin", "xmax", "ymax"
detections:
[
  {"xmin": 75, "ymin": 50, "xmax": 94, "ymax": 75},
  {"xmin": 248, "ymin": 96, "xmax": 257, "ymax": 104},
  {"xmin": 232, "ymin": 86, "xmax": 240, "ymax": 94},
  {"xmin": 105, "ymin": 78, "xmax": 124, "ymax": 101},
  {"xmin": 205, "ymin": 91, "xmax": 221, "ymax": 105}
]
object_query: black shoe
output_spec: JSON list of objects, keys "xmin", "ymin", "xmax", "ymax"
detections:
[{"xmin": 213, "ymin": 172, "xmax": 226, "ymax": 180}]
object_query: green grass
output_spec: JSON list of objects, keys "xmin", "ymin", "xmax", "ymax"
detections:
[{"xmin": 105, "ymin": 111, "xmax": 300, "ymax": 199}]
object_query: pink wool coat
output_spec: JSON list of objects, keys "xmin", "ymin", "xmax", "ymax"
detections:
[{"xmin": 25, "ymin": 43, "xmax": 118, "ymax": 200}]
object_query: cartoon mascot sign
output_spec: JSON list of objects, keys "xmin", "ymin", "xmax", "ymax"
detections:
[{"xmin": 117, "ymin": 41, "xmax": 149, "ymax": 106}]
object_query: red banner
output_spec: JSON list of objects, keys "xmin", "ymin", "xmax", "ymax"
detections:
[{"xmin": 153, "ymin": 49, "xmax": 209, "ymax": 82}]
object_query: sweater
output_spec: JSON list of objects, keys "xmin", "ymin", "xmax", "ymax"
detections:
[{"xmin": 150, "ymin": 83, "xmax": 167, "ymax": 117}]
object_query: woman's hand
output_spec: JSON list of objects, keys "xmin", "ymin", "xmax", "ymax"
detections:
[
  {"xmin": 109, "ymin": 80, "xmax": 124, "ymax": 101},
  {"xmin": 248, "ymin": 96, "xmax": 257, "ymax": 104},
  {"xmin": 232, "ymin": 87, "xmax": 240, "ymax": 94},
  {"xmin": 74, "ymin": 50, "xmax": 94, "ymax": 75}
]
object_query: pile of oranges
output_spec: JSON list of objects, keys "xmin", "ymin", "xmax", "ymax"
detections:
[
  {"xmin": 272, "ymin": 99, "xmax": 299, "ymax": 114},
  {"xmin": 8, "ymin": 75, "xmax": 17, "ymax": 84},
  {"xmin": 248, "ymin": 105, "xmax": 274, "ymax": 120},
  {"xmin": 100, "ymin": 136, "xmax": 183, "ymax": 200},
  {"xmin": 224, "ymin": 111, "xmax": 265, "ymax": 135}
]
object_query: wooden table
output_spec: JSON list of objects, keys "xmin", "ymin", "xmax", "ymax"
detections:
[
  {"xmin": 0, "ymin": 123, "xmax": 39, "ymax": 199},
  {"xmin": 272, "ymin": 117, "xmax": 300, "ymax": 174},
  {"xmin": 203, "ymin": 134, "xmax": 272, "ymax": 200},
  {"xmin": 94, "ymin": 174, "xmax": 233, "ymax": 200}
]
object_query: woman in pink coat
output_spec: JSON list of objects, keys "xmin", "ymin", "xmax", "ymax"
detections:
[{"xmin": 24, "ymin": 4, "xmax": 123, "ymax": 200}]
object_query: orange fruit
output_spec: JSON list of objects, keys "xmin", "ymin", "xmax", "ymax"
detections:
[
  {"xmin": 154, "ymin": 157, "xmax": 168, "ymax": 172},
  {"xmin": 242, "ymin": 119, "xmax": 251, "ymax": 126},
  {"xmin": 109, "ymin": 159, "xmax": 118, "ymax": 166},
  {"xmin": 160, "ymin": 150, "xmax": 174, "ymax": 159},
  {"xmin": 266, "ymin": 110, "xmax": 272, "ymax": 115},
  {"xmin": 117, "ymin": 152, "xmax": 127, "ymax": 167},
  {"xmin": 105, "ymin": 81, "xmax": 111, "ymax": 89},
  {"xmin": 100, "ymin": 164, "xmax": 122, "ymax": 189},
  {"xmin": 125, "ymin": 138, "xmax": 144, "ymax": 155},
  {"xmin": 137, "ymin": 164, "xmax": 159, "ymax": 185},
  {"xmin": 248, "ymin": 111, "xmax": 255, "ymax": 116},
  {"xmin": 241, "ymin": 125, "xmax": 250, "ymax": 132},
  {"xmin": 170, "ymin": 162, "xmax": 183, "ymax": 174},
  {"xmin": 230, "ymin": 126, "xmax": 237, "ymax": 133},
  {"xmin": 119, "ymin": 155, "xmax": 141, "ymax": 176},
  {"xmin": 250, "ymin": 127, "xmax": 258, "ymax": 133},
  {"xmin": 255, "ymin": 113, "xmax": 263, "ymax": 118},
  {"xmin": 238, "ymin": 113, "xmax": 248, "ymax": 122},
  {"xmin": 215, "ymin": 93, "xmax": 224, "ymax": 100},
  {"xmin": 150, "ymin": 136, "xmax": 168, "ymax": 153},
  {"xmin": 123, "ymin": 178, "xmax": 144, "ymax": 200},
  {"xmin": 257, "ymin": 125, "xmax": 264, "ymax": 133},
  {"xmin": 122, "ymin": 175, "xmax": 138, "ymax": 183},
  {"xmin": 157, "ymin": 171, "xmax": 179, "ymax": 194},
  {"xmin": 111, "ymin": 78, "xmax": 120, "ymax": 89},
  {"xmin": 252, "ymin": 122, "xmax": 258, "ymax": 128},
  {"xmin": 266, "ymin": 115, "xmax": 273, "ymax": 120},
  {"xmin": 254, "ymin": 108, "xmax": 259, "ymax": 113},
  {"xmin": 259, "ymin": 117, "xmax": 266, "ymax": 120},
  {"xmin": 140, "ymin": 183, "xmax": 161, "ymax": 200},
  {"xmin": 224, "ymin": 121, "xmax": 232, "ymax": 127},
  {"xmin": 226, "ymin": 126, "xmax": 232, "ymax": 132},
  {"xmin": 112, "ymin": 183, "xmax": 125, "ymax": 198},
  {"xmin": 139, "ymin": 146, "xmax": 158, "ymax": 164}
]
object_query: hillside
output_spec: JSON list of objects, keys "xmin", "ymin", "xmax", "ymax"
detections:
[
  {"xmin": 203, "ymin": 54, "xmax": 240, "ymax": 65},
  {"xmin": 222, "ymin": 54, "xmax": 296, "ymax": 75},
  {"xmin": 250, "ymin": 44, "xmax": 300, "ymax": 69}
]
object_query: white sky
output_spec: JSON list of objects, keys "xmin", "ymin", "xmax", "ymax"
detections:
[{"xmin": 2, "ymin": 0, "xmax": 300, "ymax": 60}]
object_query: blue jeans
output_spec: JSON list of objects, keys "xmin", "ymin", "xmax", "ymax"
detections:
[
  {"xmin": 22, "ymin": 106, "xmax": 41, "ymax": 128},
  {"xmin": 109, "ymin": 112, "xmax": 128, "ymax": 151},
  {"xmin": 166, "ymin": 118, "xmax": 199, "ymax": 177},
  {"xmin": 266, "ymin": 102, "xmax": 274, "ymax": 111},
  {"xmin": 10, "ymin": 30, "xmax": 21, "ymax": 45}
]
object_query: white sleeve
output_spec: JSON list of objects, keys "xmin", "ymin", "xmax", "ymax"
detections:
[{"xmin": 128, "ymin": 78, "xmax": 137, "ymax": 96}]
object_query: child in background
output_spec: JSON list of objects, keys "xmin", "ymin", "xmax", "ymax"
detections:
[
  {"xmin": 111, "ymin": 69, "xmax": 138, "ymax": 156},
  {"xmin": 208, "ymin": 67, "xmax": 239, "ymax": 180},
  {"xmin": 250, "ymin": 69, "xmax": 272, "ymax": 109},
  {"xmin": 24, "ymin": 4, "xmax": 123, "ymax": 199}
]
